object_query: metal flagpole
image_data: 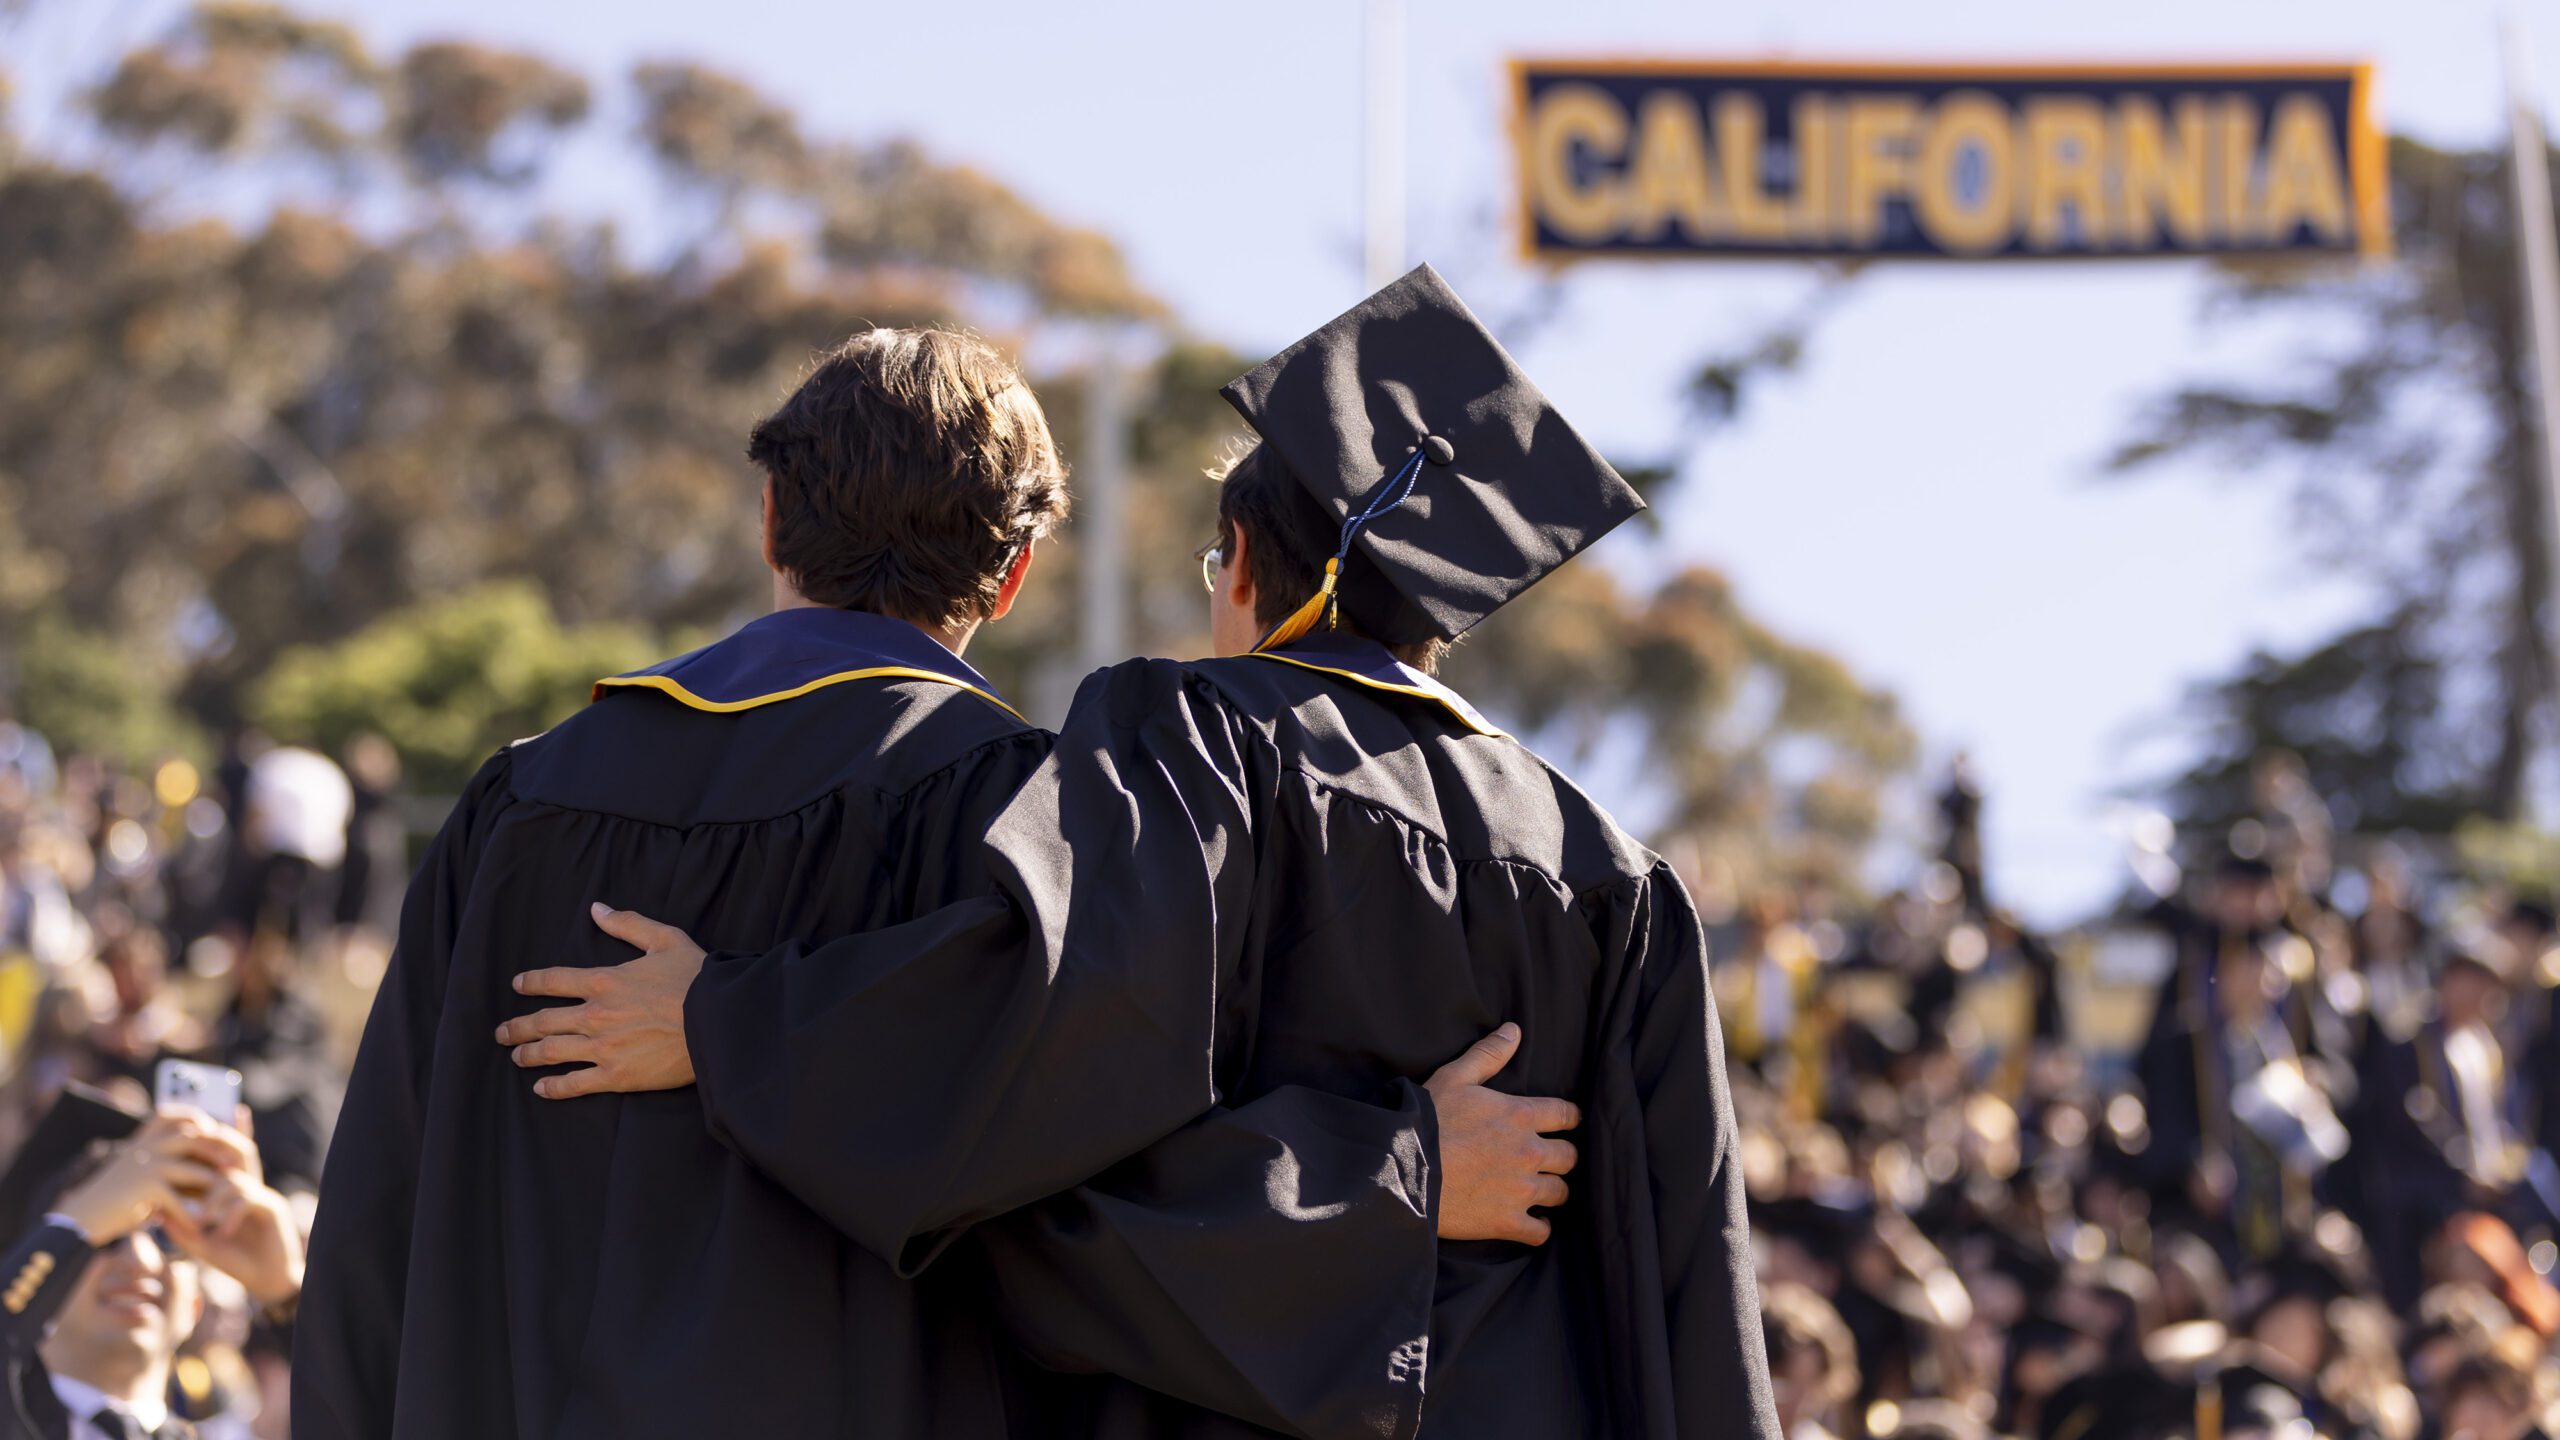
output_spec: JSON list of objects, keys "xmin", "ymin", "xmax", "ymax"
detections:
[
  {"xmin": 1363, "ymin": 0, "xmax": 1407, "ymax": 291},
  {"xmin": 2507, "ymin": 10, "xmax": 2560, "ymax": 710},
  {"xmin": 1078, "ymin": 341, "xmax": 1131, "ymax": 676}
]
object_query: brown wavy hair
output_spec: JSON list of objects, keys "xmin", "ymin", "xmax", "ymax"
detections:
[{"xmin": 751, "ymin": 329, "xmax": 1068, "ymax": 628}]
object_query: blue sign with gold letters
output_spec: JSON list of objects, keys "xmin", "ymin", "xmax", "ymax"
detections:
[{"xmin": 1511, "ymin": 61, "xmax": 2389, "ymax": 261}]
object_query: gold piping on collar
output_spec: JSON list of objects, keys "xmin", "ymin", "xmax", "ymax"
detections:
[
  {"xmin": 1243, "ymin": 653, "xmax": 1505, "ymax": 738},
  {"xmin": 593, "ymin": 667, "xmax": 1027, "ymax": 723}
]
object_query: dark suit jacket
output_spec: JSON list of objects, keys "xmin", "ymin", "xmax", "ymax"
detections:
[{"xmin": 0, "ymin": 1222, "xmax": 93, "ymax": 1440}]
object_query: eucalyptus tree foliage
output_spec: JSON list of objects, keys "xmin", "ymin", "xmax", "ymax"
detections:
[
  {"xmin": 0, "ymin": 2, "xmax": 1906, "ymax": 896},
  {"xmin": 2112, "ymin": 138, "xmax": 2556, "ymax": 839}
]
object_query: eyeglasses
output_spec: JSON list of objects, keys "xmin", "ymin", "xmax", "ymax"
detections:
[{"xmin": 1194, "ymin": 538, "xmax": 1227, "ymax": 595}]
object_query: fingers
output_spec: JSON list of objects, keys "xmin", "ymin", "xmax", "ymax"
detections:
[
  {"xmin": 1428, "ymin": 1022, "xmax": 1521, "ymax": 1090},
  {"xmin": 1534, "ymin": 1137, "xmax": 1579, "ymax": 1176},
  {"xmin": 167, "ymin": 1126, "xmax": 258, "ymax": 1180},
  {"xmin": 158, "ymin": 1158, "xmax": 222, "ymax": 1196},
  {"xmin": 591, "ymin": 902, "xmax": 688, "ymax": 953},
  {"xmin": 532, "ymin": 1067, "xmax": 612, "ymax": 1101},
  {"xmin": 515, "ymin": 967, "xmax": 607, "ymax": 1000},
  {"xmin": 494, "ymin": 1005, "xmax": 592, "ymax": 1045},
  {"xmin": 1521, "ymin": 1096, "xmax": 1582, "ymax": 1134},
  {"xmin": 189, "ymin": 1176, "xmax": 249, "ymax": 1237},
  {"xmin": 142, "ymin": 1114, "xmax": 240, "ymax": 1169},
  {"xmin": 1508, "ymin": 1214, "xmax": 1554, "ymax": 1247},
  {"xmin": 145, "ymin": 1109, "xmax": 263, "ymax": 1182},
  {"xmin": 1529, "ymin": 1174, "xmax": 1570, "ymax": 1210},
  {"xmin": 510, "ymin": 1036, "xmax": 600, "ymax": 1070},
  {"xmin": 155, "ymin": 1202, "xmax": 209, "ymax": 1255},
  {"xmin": 133, "ymin": 1111, "xmax": 204, "ymax": 1145}
]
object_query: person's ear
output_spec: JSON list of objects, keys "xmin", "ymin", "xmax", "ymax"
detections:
[
  {"xmin": 1226, "ymin": 524, "xmax": 1257, "ymax": 612},
  {"xmin": 760, "ymin": 481, "xmax": 780, "ymax": 572},
  {"xmin": 988, "ymin": 544, "xmax": 1037, "ymax": 621}
]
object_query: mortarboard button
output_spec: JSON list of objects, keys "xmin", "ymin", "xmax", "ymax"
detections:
[{"xmin": 1421, "ymin": 435, "xmax": 1456, "ymax": 466}]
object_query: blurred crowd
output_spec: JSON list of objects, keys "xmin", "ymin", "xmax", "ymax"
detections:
[
  {"xmin": 1722, "ymin": 753, "xmax": 2560, "ymax": 1440},
  {"xmin": 0, "ymin": 722, "xmax": 406, "ymax": 1437},
  {"xmin": 0, "ymin": 714, "xmax": 2554, "ymax": 1440}
]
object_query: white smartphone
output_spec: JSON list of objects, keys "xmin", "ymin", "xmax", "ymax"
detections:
[{"xmin": 154, "ymin": 1058, "xmax": 243, "ymax": 1123}]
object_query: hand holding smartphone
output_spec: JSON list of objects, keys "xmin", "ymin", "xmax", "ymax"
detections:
[{"xmin": 152, "ymin": 1059, "xmax": 243, "ymax": 1198}]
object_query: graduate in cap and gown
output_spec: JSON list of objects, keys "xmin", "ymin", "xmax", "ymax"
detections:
[
  {"xmin": 299, "ymin": 328, "xmax": 1550, "ymax": 1440},
  {"xmin": 2350, "ymin": 934, "xmax": 2533, "ymax": 1310},
  {"xmin": 517, "ymin": 265, "xmax": 1779, "ymax": 1439}
]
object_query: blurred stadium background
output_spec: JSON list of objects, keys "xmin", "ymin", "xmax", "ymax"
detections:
[{"xmin": 5, "ymin": 2, "xmax": 2560, "ymax": 1437}]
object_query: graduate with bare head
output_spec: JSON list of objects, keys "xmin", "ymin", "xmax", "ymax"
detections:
[
  {"xmin": 298, "ymin": 324, "xmax": 1573, "ymax": 1439},
  {"xmin": 516, "ymin": 267, "xmax": 1778, "ymax": 1438}
]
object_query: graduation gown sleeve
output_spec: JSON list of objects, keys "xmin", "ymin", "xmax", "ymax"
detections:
[
  {"xmin": 683, "ymin": 660, "xmax": 1439, "ymax": 1437},
  {"xmin": 293, "ymin": 751, "xmax": 517, "ymax": 1440},
  {"xmin": 682, "ymin": 660, "xmax": 1247, "ymax": 1260},
  {"xmin": 2131, "ymin": 968, "xmax": 2206, "ymax": 1201},
  {"xmin": 0, "ymin": 1222, "xmax": 90, "ymax": 1440},
  {"xmin": 974, "ymin": 1081, "xmax": 1439, "ymax": 1439},
  {"xmin": 1587, "ymin": 862, "xmax": 1779, "ymax": 1440}
]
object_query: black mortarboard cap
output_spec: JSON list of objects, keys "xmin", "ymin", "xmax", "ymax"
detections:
[
  {"xmin": 2009, "ymin": 1309, "xmax": 2102, "ymax": 1360},
  {"xmin": 1220, "ymin": 263, "xmax": 1646, "ymax": 647},
  {"xmin": 2213, "ymin": 851, "xmax": 2276, "ymax": 882},
  {"xmin": 1752, "ymin": 1195, "xmax": 1870, "ymax": 1254},
  {"xmin": 2036, "ymin": 1367, "xmax": 2187, "ymax": 1440},
  {"xmin": 2233, "ymin": 1243, "xmax": 2359, "ymax": 1335},
  {"xmin": 0, "ymin": 1084, "xmax": 143, "ymax": 1237},
  {"xmin": 1985, "ymin": 1230, "xmax": 2066, "ymax": 1298}
]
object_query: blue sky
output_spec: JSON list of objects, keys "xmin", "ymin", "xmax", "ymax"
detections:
[{"xmin": 22, "ymin": 0, "xmax": 2560, "ymax": 920}]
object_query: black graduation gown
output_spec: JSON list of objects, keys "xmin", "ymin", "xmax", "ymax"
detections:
[
  {"xmin": 0, "ymin": 1222, "xmax": 89, "ymax": 1440},
  {"xmin": 293, "ymin": 611, "xmax": 1438, "ymax": 1440},
  {"xmin": 2349, "ymin": 1020, "xmax": 2503, "ymax": 1308},
  {"xmin": 682, "ymin": 635, "xmax": 1778, "ymax": 1440}
]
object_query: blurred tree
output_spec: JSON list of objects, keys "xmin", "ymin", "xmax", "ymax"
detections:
[
  {"xmin": 2, "ymin": 4, "xmax": 1153, "ymax": 742},
  {"xmin": 251, "ymin": 581, "xmax": 656, "ymax": 794},
  {"xmin": 0, "ymin": 0, "xmax": 1906, "ymax": 897},
  {"xmin": 2456, "ymin": 817, "xmax": 2560, "ymax": 898},
  {"xmin": 1684, "ymin": 265, "xmax": 1861, "ymax": 433},
  {"xmin": 2159, "ymin": 603, "xmax": 2477, "ymax": 841},
  {"xmin": 10, "ymin": 612, "xmax": 206, "ymax": 769},
  {"xmin": 632, "ymin": 59, "xmax": 811, "ymax": 247},
  {"xmin": 89, "ymin": 2, "xmax": 377, "ymax": 170},
  {"xmin": 2113, "ymin": 137, "xmax": 2553, "ymax": 840},
  {"xmin": 1442, "ymin": 564, "xmax": 1912, "ymax": 899},
  {"xmin": 390, "ymin": 41, "xmax": 588, "ymax": 188}
]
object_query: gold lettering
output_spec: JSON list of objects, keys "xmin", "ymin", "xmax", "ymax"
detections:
[
  {"xmin": 1840, "ymin": 94, "xmax": 1921, "ymax": 246},
  {"xmin": 2024, "ymin": 96, "xmax": 2112, "ymax": 249},
  {"xmin": 1789, "ymin": 96, "xmax": 1837, "ymax": 243},
  {"xmin": 1715, "ymin": 92, "xmax": 1790, "ymax": 242},
  {"xmin": 2259, "ymin": 93, "xmax": 2350, "ymax": 243},
  {"xmin": 2115, "ymin": 96, "xmax": 2210, "ymax": 247},
  {"xmin": 1526, "ymin": 84, "xmax": 1630, "ymax": 243},
  {"xmin": 1913, "ymin": 90, "xmax": 2016, "ymax": 256},
  {"xmin": 2213, "ymin": 95, "xmax": 2260, "ymax": 242},
  {"xmin": 1625, "ymin": 92, "xmax": 1724, "ymax": 241}
]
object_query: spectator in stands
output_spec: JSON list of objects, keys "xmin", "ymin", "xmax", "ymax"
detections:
[{"xmin": 0, "ymin": 1101, "xmax": 301, "ymax": 1440}]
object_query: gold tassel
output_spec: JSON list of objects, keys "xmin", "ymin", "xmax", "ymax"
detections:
[{"xmin": 1252, "ymin": 558, "xmax": 1340, "ymax": 653}]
